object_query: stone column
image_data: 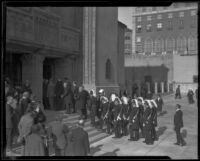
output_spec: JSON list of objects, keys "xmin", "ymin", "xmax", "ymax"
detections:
[
  {"xmin": 21, "ymin": 54, "xmax": 44, "ymax": 101},
  {"xmin": 146, "ymin": 82, "xmax": 150, "ymax": 94},
  {"xmin": 161, "ymin": 82, "xmax": 164, "ymax": 93},
  {"xmin": 154, "ymin": 82, "xmax": 158, "ymax": 94},
  {"xmin": 83, "ymin": 7, "xmax": 97, "ymax": 94},
  {"xmin": 167, "ymin": 82, "xmax": 170, "ymax": 93}
]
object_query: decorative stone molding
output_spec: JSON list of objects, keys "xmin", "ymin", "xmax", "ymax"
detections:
[
  {"xmin": 21, "ymin": 53, "xmax": 44, "ymax": 65},
  {"xmin": 83, "ymin": 7, "xmax": 96, "ymax": 85}
]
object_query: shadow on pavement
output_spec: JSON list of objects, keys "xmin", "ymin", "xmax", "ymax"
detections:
[
  {"xmin": 158, "ymin": 111, "xmax": 168, "ymax": 117},
  {"xmin": 181, "ymin": 129, "xmax": 187, "ymax": 139},
  {"xmin": 157, "ymin": 126, "xmax": 167, "ymax": 138},
  {"xmin": 90, "ymin": 144, "xmax": 103, "ymax": 155},
  {"xmin": 100, "ymin": 148, "xmax": 120, "ymax": 156}
]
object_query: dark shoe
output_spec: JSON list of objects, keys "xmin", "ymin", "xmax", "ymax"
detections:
[
  {"xmin": 181, "ymin": 142, "xmax": 186, "ymax": 146},
  {"xmin": 143, "ymin": 141, "xmax": 146, "ymax": 143},
  {"xmin": 174, "ymin": 142, "xmax": 180, "ymax": 145},
  {"xmin": 146, "ymin": 142, "xmax": 153, "ymax": 145}
]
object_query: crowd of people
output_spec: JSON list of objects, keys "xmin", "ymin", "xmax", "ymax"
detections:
[{"xmin": 5, "ymin": 76, "xmax": 198, "ymax": 156}]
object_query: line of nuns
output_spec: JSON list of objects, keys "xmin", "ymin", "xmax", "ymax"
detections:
[{"xmin": 97, "ymin": 89, "xmax": 158, "ymax": 145}]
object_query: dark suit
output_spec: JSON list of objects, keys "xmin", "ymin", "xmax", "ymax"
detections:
[
  {"xmin": 87, "ymin": 96, "xmax": 97, "ymax": 126},
  {"xmin": 113, "ymin": 104, "xmax": 122, "ymax": 138},
  {"xmin": 6, "ymin": 103, "xmax": 14, "ymax": 149},
  {"xmin": 129, "ymin": 107, "xmax": 139, "ymax": 140},
  {"xmin": 72, "ymin": 86, "xmax": 79, "ymax": 113},
  {"xmin": 121, "ymin": 104, "xmax": 129, "ymax": 136},
  {"xmin": 151, "ymin": 106, "xmax": 158, "ymax": 141},
  {"xmin": 143, "ymin": 107, "xmax": 153, "ymax": 144},
  {"xmin": 175, "ymin": 87, "xmax": 181, "ymax": 99},
  {"xmin": 139, "ymin": 104, "xmax": 144, "ymax": 137},
  {"xmin": 47, "ymin": 82, "xmax": 55, "ymax": 110},
  {"xmin": 174, "ymin": 109, "xmax": 185, "ymax": 145},
  {"xmin": 69, "ymin": 126, "xmax": 90, "ymax": 156},
  {"xmin": 19, "ymin": 98, "xmax": 29, "ymax": 117},
  {"xmin": 76, "ymin": 90, "xmax": 89, "ymax": 119},
  {"xmin": 63, "ymin": 87, "xmax": 74, "ymax": 114}
]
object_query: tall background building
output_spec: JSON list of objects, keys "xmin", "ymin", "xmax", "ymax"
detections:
[{"xmin": 125, "ymin": 3, "xmax": 198, "ymax": 95}]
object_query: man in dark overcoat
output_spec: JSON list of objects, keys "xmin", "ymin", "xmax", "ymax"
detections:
[
  {"xmin": 174, "ymin": 104, "xmax": 186, "ymax": 146},
  {"xmin": 68, "ymin": 120, "xmax": 90, "ymax": 156}
]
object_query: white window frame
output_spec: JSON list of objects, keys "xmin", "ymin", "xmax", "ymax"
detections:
[
  {"xmin": 168, "ymin": 13, "xmax": 173, "ymax": 19},
  {"xmin": 157, "ymin": 23, "xmax": 162, "ymax": 29},
  {"xmin": 179, "ymin": 12, "xmax": 184, "ymax": 17},
  {"xmin": 137, "ymin": 17, "xmax": 142, "ymax": 22},
  {"xmin": 157, "ymin": 14, "xmax": 162, "ymax": 20},
  {"xmin": 147, "ymin": 15, "xmax": 152, "ymax": 21},
  {"xmin": 136, "ymin": 37, "xmax": 141, "ymax": 42},
  {"xmin": 191, "ymin": 10, "xmax": 197, "ymax": 16}
]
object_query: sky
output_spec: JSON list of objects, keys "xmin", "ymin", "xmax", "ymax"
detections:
[{"xmin": 118, "ymin": 7, "xmax": 133, "ymax": 29}]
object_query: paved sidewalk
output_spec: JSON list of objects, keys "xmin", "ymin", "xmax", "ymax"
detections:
[{"xmin": 90, "ymin": 94, "xmax": 198, "ymax": 159}]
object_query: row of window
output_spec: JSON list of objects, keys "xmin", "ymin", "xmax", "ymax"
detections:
[
  {"xmin": 136, "ymin": 10, "xmax": 197, "ymax": 22},
  {"xmin": 136, "ymin": 19, "xmax": 196, "ymax": 33},
  {"xmin": 136, "ymin": 36, "xmax": 197, "ymax": 53},
  {"xmin": 135, "ymin": 3, "xmax": 197, "ymax": 13}
]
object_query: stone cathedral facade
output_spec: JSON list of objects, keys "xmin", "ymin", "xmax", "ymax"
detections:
[{"xmin": 5, "ymin": 7, "xmax": 125, "ymax": 100}]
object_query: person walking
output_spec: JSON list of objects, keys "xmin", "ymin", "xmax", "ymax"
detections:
[
  {"xmin": 173, "ymin": 104, "xmax": 186, "ymax": 146},
  {"xmin": 187, "ymin": 89, "xmax": 195, "ymax": 104},
  {"xmin": 150, "ymin": 100, "xmax": 158, "ymax": 141},
  {"xmin": 175, "ymin": 85, "xmax": 181, "ymax": 99},
  {"xmin": 137, "ymin": 97, "xmax": 145, "ymax": 138}
]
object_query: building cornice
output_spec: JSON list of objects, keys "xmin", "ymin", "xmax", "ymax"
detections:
[{"xmin": 133, "ymin": 6, "xmax": 198, "ymax": 17}]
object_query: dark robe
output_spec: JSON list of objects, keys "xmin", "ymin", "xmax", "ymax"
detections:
[
  {"xmin": 155, "ymin": 97, "xmax": 163, "ymax": 112},
  {"xmin": 54, "ymin": 81, "xmax": 64, "ymax": 110}
]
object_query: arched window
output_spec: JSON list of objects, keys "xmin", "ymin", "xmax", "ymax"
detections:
[
  {"xmin": 188, "ymin": 36, "xmax": 197, "ymax": 51},
  {"xmin": 105, "ymin": 59, "xmax": 111, "ymax": 79},
  {"xmin": 144, "ymin": 38, "xmax": 153, "ymax": 53},
  {"xmin": 166, "ymin": 37, "xmax": 175, "ymax": 52},
  {"xmin": 154, "ymin": 38, "xmax": 164, "ymax": 53},
  {"xmin": 177, "ymin": 36, "xmax": 187, "ymax": 52}
]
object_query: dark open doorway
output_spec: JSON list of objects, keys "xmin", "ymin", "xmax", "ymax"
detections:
[{"xmin": 43, "ymin": 58, "xmax": 55, "ymax": 80}]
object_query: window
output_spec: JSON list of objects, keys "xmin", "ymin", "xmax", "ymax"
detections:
[
  {"xmin": 191, "ymin": 19, "xmax": 197, "ymax": 28},
  {"xmin": 179, "ymin": 12, "xmax": 184, "ymax": 17},
  {"xmin": 144, "ymin": 38, "xmax": 153, "ymax": 53},
  {"xmin": 191, "ymin": 10, "xmax": 197, "ymax": 16},
  {"xmin": 157, "ymin": 23, "xmax": 163, "ymax": 31},
  {"xmin": 157, "ymin": 14, "xmax": 162, "ymax": 20},
  {"xmin": 146, "ymin": 7, "xmax": 152, "ymax": 12},
  {"xmin": 105, "ymin": 59, "xmax": 111, "ymax": 79},
  {"xmin": 156, "ymin": 7, "xmax": 163, "ymax": 11},
  {"xmin": 136, "ymin": 37, "xmax": 141, "ymax": 42},
  {"xmin": 152, "ymin": 7, "xmax": 156, "ymax": 11},
  {"xmin": 147, "ymin": 15, "xmax": 152, "ymax": 21},
  {"xmin": 125, "ymin": 36, "xmax": 130, "ymax": 40},
  {"xmin": 177, "ymin": 36, "xmax": 187, "ymax": 52},
  {"xmin": 188, "ymin": 36, "xmax": 197, "ymax": 51},
  {"xmin": 179, "ymin": 19, "xmax": 184, "ymax": 29},
  {"xmin": 142, "ymin": 8, "xmax": 146, "ymax": 12},
  {"xmin": 146, "ymin": 24, "xmax": 152, "ymax": 32},
  {"xmin": 168, "ymin": 13, "xmax": 173, "ymax": 18},
  {"xmin": 155, "ymin": 38, "xmax": 164, "ymax": 53},
  {"xmin": 166, "ymin": 37, "xmax": 175, "ymax": 52},
  {"xmin": 136, "ymin": 8, "xmax": 142, "ymax": 13},
  {"xmin": 136, "ymin": 44, "xmax": 143, "ymax": 53},
  {"xmin": 137, "ymin": 17, "xmax": 142, "ymax": 22},
  {"xmin": 136, "ymin": 25, "xmax": 142, "ymax": 33},
  {"xmin": 168, "ymin": 20, "xmax": 173, "ymax": 30},
  {"xmin": 193, "ymin": 75, "xmax": 198, "ymax": 83}
]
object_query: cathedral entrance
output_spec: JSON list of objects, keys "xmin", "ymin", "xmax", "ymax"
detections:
[{"xmin": 43, "ymin": 58, "xmax": 55, "ymax": 81}]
